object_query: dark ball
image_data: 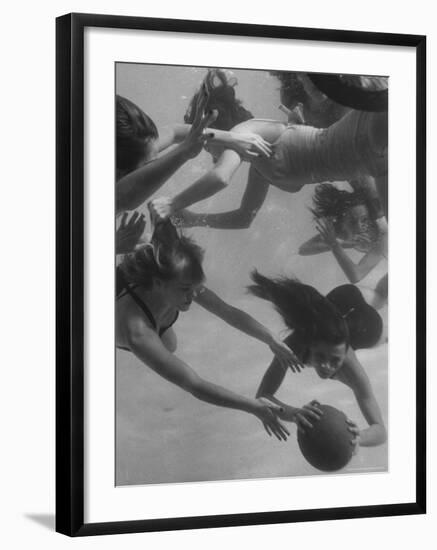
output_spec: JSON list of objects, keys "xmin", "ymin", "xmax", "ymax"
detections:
[{"xmin": 297, "ymin": 404, "xmax": 353, "ymax": 471}]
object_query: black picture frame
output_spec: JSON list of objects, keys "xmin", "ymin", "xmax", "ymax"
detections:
[{"xmin": 56, "ymin": 12, "xmax": 426, "ymax": 537}]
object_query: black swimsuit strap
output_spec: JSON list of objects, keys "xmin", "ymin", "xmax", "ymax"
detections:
[
  {"xmin": 123, "ymin": 283, "xmax": 158, "ymax": 331},
  {"xmin": 116, "ymin": 267, "xmax": 178, "ymax": 339}
]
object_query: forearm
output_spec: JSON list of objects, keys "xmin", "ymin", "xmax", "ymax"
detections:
[
  {"xmin": 189, "ymin": 376, "xmax": 258, "ymax": 415},
  {"xmin": 358, "ymin": 423, "xmax": 387, "ymax": 447},
  {"xmin": 172, "ymin": 171, "xmax": 228, "ymax": 211},
  {"xmin": 299, "ymin": 240, "xmax": 331, "ymax": 255},
  {"xmin": 221, "ymin": 307, "xmax": 276, "ymax": 346},
  {"xmin": 192, "ymin": 208, "xmax": 255, "ymax": 229},
  {"xmin": 116, "ymin": 144, "xmax": 193, "ymax": 213},
  {"xmin": 256, "ymin": 358, "xmax": 287, "ymax": 398}
]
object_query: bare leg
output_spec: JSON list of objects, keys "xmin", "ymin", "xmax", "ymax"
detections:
[{"xmin": 175, "ymin": 166, "xmax": 270, "ymax": 229}]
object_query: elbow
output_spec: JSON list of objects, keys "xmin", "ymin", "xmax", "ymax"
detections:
[
  {"xmin": 211, "ymin": 169, "xmax": 230, "ymax": 190},
  {"xmin": 236, "ymin": 209, "xmax": 257, "ymax": 229},
  {"xmin": 348, "ymin": 272, "xmax": 361, "ymax": 284},
  {"xmin": 379, "ymin": 424, "xmax": 387, "ymax": 444},
  {"xmin": 181, "ymin": 373, "xmax": 205, "ymax": 399}
]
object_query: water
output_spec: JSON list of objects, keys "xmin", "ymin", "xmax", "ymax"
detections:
[{"xmin": 115, "ymin": 64, "xmax": 388, "ymax": 485}]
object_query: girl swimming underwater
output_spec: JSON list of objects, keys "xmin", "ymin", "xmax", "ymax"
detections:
[
  {"xmin": 299, "ymin": 179, "xmax": 388, "ymax": 309},
  {"xmin": 248, "ymin": 271, "xmax": 386, "ymax": 449},
  {"xmin": 116, "ymin": 92, "xmax": 271, "ymax": 215},
  {"xmin": 116, "ymin": 218, "xmax": 302, "ymax": 440},
  {"xmin": 150, "ymin": 68, "xmax": 387, "ymax": 230}
]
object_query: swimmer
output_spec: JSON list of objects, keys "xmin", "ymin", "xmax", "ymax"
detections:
[
  {"xmin": 150, "ymin": 68, "xmax": 387, "ymax": 229},
  {"xmin": 270, "ymin": 71, "xmax": 350, "ymax": 128},
  {"xmin": 249, "ymin": 271, "xmax": 387, "ymax": 450},
  {"xmin": 115, "ymin": 217, "xmax": 302, "ymax": 440},
  {"xmin": 299, "ymin": 178, "xmax": 388, "ymax": 309},
  {"xmin": 116, "ymin": 92, "xmax": 272, "ymax": 214}
]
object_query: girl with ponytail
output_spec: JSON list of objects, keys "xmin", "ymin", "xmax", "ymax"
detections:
[
  {"xmin": 115, "ymin": 218, "xmax": 301, "ymax": 440},
  {"xmin": 249, "ymin": 270, "xmax": 387, "ymax": 450}
]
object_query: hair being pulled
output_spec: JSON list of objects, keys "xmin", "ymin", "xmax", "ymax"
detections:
[
  {"xmin": 120, "ymin": 221, "xmax": 205, "ymax": 289},
  {"xmin": 248, "ymin": 270, "xmax": 349, "ymax": 347}
]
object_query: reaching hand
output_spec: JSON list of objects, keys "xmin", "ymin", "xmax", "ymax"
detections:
[
  {"xmin": 346, "ymin": 419, "xmax": 361, "ymax": 455},
  {"xmin": 315, "ymin": 217, "xmax": 338, "ymax": 248},
  {"xmin": 293, "ymin": 400, "xmax": 324, "ymax": 435},
  {"xmin": 148, "ymin": 197, "xmax": 174, "ymax": 225},
  {"xmin": 225, "ymin": 132, "xmax": 272, "ymax": 160},
  {"xmin": 116, "ymin": 211, "xmax": 146, "ymax": 254},
  {"xmin": 181, "ymin": 84, "xmax": 218, "ymax": 159},
  {"xmin": 255, "ymin": 397, "xmax": 290, "ymax": 441},
  {"xmin": 269, "ymin": 337, "xmax": 305, "ymax": 373}
]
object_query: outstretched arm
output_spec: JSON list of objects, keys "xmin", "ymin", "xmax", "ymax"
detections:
[
  {"xmin": 255, "ymin": 346, "xmax": 323, "ymax": 433},
  {"xmin": 337, "ymin": 350, "xmax": 387, "ymax": 447},
  {"xmin": 175, "ymin": 165, "xmax": 270, "ymax": 229},
  {"xmin": 121, "ymin": 312, "xmax": 289, "ymax": 440},
  {"xmin": 299, "ymin": 233, "xmax": 358, "ymax": 256},
  {"xmin": 116, "ymin": 94, "xmax": 217, "ymax": 213},
  {"xmin": 195, "ymin": 287, "xmax": 303, "ymax": 372}
]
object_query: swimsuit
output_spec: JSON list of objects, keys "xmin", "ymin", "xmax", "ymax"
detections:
[
  {"xmin": 116, "ymin": 268, "xmax": 179, "ymax": 351},
  {"xmin": 257, "ymin": 110, "xmax": 387, "ymax": 191}
]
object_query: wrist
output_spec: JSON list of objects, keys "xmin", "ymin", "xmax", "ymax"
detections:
[
  {"xmin": 330, "ymin": 239, "xmax": 341, "ymax": 251},
  {"xmin": 177, "ymin": 141, "xmax": 196, "ymax": 161}
]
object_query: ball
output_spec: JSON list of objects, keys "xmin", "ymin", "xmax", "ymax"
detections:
[{"xmin": 297, "ymin": 404, "xmax": 353, "ymax": 471}]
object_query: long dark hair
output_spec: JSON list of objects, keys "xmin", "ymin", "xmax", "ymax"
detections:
[
  {"xmin": 270, "ymin": 71, "xmax": 349, "ymax": 128},
  {"xmin": 116, "ymin": 95, "xmax": 159, "ymax": 173},
  {"xmin": 248, "ymin": 272, "xmax": 382, "ymax": 350},
  {"xmin": 248, "ymin": 271, "xmax": 349, "ymax": 348},
  {"xmin": 184, "ymin": 69, "xmax": 253, "ymax": 131}
]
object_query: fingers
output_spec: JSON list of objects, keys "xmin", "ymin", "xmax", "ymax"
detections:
[
  {"xmin": 127, "ymin": 211, "xmax": 139, "ymax": 226},
  {"xmin": 295, "ymin": 412, "xmax": 314, "ymax": 431},
  {"xmin": 148, "ymin": 198, "xmax": 172, "ymax": 223},
  {"xmin": 267, "ymin": 418, "xmax": 290, "ymax": 441},
  {"xmin": 119, "ymin": 211, "xmax": 128, "ymax": 229},
  {"xmin": 254, "ymin": 138, "xmax": 272, "ymax": 158},
  {"xmin": 192, "ymin": 87, "xmax": 209, "ymax": 127},
  {"xmin": 301, "ymin": 406, "xmax": 322, "ymax": 422}
]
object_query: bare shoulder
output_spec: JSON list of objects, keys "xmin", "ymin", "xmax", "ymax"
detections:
[{"xmin": 115, "ymin": 295, "xmax": 155, "ymax": 346}]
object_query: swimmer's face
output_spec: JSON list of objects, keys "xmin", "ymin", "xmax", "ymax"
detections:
[
  {"xmin": 342, "ymin": 204, "xmax": 370, "ymax": 238},
  {"xmin": 160, "ymin": 277, "xmax": 200, "ymax": 312},
  {"xmin": 307, "ymin": 341, "xmax": 347, "ymax": 379}
]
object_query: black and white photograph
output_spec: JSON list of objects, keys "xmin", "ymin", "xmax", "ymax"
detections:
[{"xmin": 114, "ymin": 64, "xmax": 389, "ymax": 486}]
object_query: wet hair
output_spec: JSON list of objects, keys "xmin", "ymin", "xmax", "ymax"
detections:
[
  {"xmin": 248, "ymin": 273, "xmax": 382, "ymax": 351},
  {"xmin": 120, "ymin": 220, "xmax": 205, "ymax": 290},
  {"xmin": 311, "ymin": 183, "xmax": 379, "ymax": 246},
  {"xmin": 270, "ymin": 71, "xmax": 349, "ymax": 128},
  {"xmin": 326, "ymin": 285, "xmax": 383, "ymax": 349},
  {"xmin": 116, "ymin": 95, "xmax": 159, "ymax": 173},
  {"xmin": 248, "ymin": 271, "xmax": 349, "ymax": 348},
  {"xmin": 184, "ymin": 69, "xmax": 253, "ymax": 131},
  {"xmin": 270, "ymin": 71, "xmax": 308, "ymax": 106}
]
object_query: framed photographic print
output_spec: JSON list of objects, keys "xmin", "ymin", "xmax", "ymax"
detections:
[{"xmin": 56, "ymin": 12, "xmax": 426, "ymax": 536}]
